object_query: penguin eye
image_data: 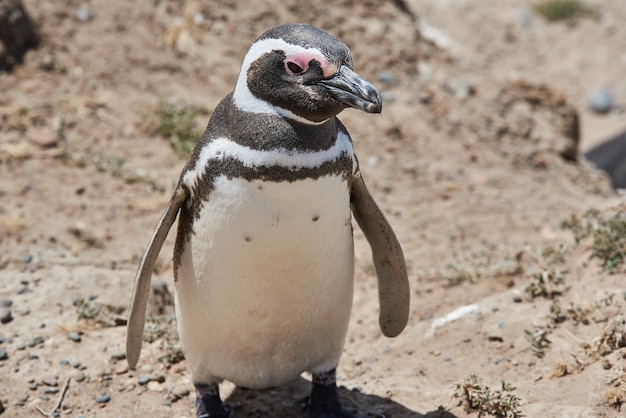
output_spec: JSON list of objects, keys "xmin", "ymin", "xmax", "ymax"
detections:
[{"xmin": 286, "ymin": 61, "xmax": 305, "ymax": 75}]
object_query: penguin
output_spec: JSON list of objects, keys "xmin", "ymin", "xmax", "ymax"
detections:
[{"xmin": 126, "ymin": 23, "xmax": 410, "ymax": 418}]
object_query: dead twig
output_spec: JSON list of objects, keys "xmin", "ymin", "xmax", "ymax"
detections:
[{"xmin": 35, "ymin": 377, "xmax": 71, "ymax": 417}]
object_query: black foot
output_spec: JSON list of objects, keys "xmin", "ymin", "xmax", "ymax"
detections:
[
  {"xmin": 308, "ymin": 370, "xmax": 359, "ymax": 418},
  {"xmin": 196, "ymin": 383, "xmax": 231, "ymax": 418},
  {"xmin": 197, "ymin": 394, "xmax": 231, "ymax": 417}
]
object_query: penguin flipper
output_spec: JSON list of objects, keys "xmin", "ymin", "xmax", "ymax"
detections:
[
  {"xmin": 350, "ymin": 172, "xmax": 409, "ymax": 337},
  {"xmin": 126, "ymin": 186, "xmax": 188, "ymax": 369}
]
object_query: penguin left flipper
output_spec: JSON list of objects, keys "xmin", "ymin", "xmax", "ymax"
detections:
[
  {"xmin": 350, "ymin": 171, "xmax": 410, "ymax": 338},
  {"xmin": 126, "ymin": 186, "xmax": 188, "ymax": 369}
]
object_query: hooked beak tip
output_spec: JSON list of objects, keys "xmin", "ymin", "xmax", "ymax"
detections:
[{"xmin": 317, "ymin": 65, "xmax": 382, "ymax": 114}]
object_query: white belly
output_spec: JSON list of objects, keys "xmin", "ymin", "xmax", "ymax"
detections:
[{"xmin": 175, "ymin": 174, "xmax": 354, "ymax": 388}]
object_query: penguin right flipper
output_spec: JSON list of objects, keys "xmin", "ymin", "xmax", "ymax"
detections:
[
  {"xmin": 126, "ymin": 186, "xmax": 188, "ymax": 369},
  {"xmin": 350, "ymin": 171, "xmax": 410, "ymax": 338}
]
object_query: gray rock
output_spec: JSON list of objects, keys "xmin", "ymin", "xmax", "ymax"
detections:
[
  {"xmin": 95, "ymin": 394, "xmax": 111, "ymax": 403},
  {"xmin": 587, "ymin": 88, "xmax": 614, "ymax": 114},
  {"xmin": 0, "ymin": 348, "xmax": 8, "ymax": 361},
  {"xmin": 73, "ymin": 371, "xmax": 86, "ymax": 382},
  {"xmin": 0, "ymin": 299, "xmax": 12, "ymax": 308},
  {"xmin": 68, "ymin": 332, "xmax": 81, "ymax": 343},
  {"xmin": 0, "ymin": 308, "xmax": 12, "ymax": 324},
  {"xmin": 76, "ymin": 4, "xmax": 92, "ymax": 22},
  {"xmin": 377, "ymin": 72, "xmax": 397, "ymax": 85},
  {"xmin": 138, "ymin": 375, "xmax": 150, "ymax": 385},
  {"xmin": 445, "ymin": 78, "xmax": 476, "ymax": 99},
  {"xmin": 25, "ymin": 336, "xmax": 44, "ymax": 347}
]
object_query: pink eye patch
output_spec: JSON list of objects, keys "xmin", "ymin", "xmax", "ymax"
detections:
[{"xmin": 284, "ymin": 52, "xmax": 337, "ymax": 78}]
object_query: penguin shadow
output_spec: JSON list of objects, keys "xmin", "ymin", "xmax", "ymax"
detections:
[{"xmin": 224, "ymin": 377, "xmax": 460, "ymax": 418}]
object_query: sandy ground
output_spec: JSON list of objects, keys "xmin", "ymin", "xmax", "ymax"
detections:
[{"xmin": 1, "ymin": 0, "xmax": 626, "ymax": 417}]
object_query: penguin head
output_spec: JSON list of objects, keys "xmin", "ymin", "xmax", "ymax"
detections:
[{"xmin": 233, "ymin": 23, "xmax": 382, "ymax": 124}]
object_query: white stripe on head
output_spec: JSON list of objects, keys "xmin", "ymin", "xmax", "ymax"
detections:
[
  {"xmin": 233, "ymin": 38, "xmax": 329, "ymax": 126},
  {"xmin": 182, "ymin": 131, "xmax": 355, "ymax": 191}
]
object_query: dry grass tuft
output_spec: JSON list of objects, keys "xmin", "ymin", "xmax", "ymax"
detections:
[{"xmin": 452, "ymin": 374, "xmax": 522, "ymax": 418}]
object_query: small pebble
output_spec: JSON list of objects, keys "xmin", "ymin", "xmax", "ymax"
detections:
[
  {"xmin": 110, "ymin": 352, "xmax": 126, "ymax": 360},
  {"xmin": 114, "ymin": 363, "xmax": 128, "ymax": 375},
  {"xmin": 0, "ymin": 348, "xmax": 8, "ymax": 361},
  {"xmin": 22, "ymin": 254, "xmax": 33, "ymax": 264},
  {"xmin": 417, "ymin": 89, "xmax": 433, "ymax": 104},
  {"xmin": 59, "ymin": 359, "xmax": 70, "ymax": 366},
  {"xmin": 172, "ymin": 386, "xmax": 190, "ymax": 399},
  {"xmin": 73, "ymin": 372, "xmax": 86, "ymax": 382},
  {"xmin": 27, "ymin": 127, "xmax": 58, "ymax": 148},
  {"xmin": 95, "ymin": 394, "xmax": 111, "ymax": 404},
  {"xmin": 45, "ymin": 387, "xmax": 59, "ymax": 394},
  {"xmin": 445, "ymin": 78, "xmax": 476, "ymax": 99},
  {"xmin": 147, "ymin": 381, "xmax": 163, "ymax": 392},
  {"xmin": 25, "ymin": 336, "xmax": 44, "ymax": 347},
  {"xmin": 29, "ymin": 382, "xmax": 38, "ymax": 390},
  {"xmin": 377, "ymin": 72, "xmax": 397, "ymax": 85},
  {"xmin": 138, "ymin": 375, "xmax": 150, "ymax": 385},
  {"xmin": 193, "ymin": 11, "xmax": 205, "ymax": 25},
  {"xmin": 151, "ymin": 374, "xmax": 166, "ymax": 383},
  {"xmin": 0, "ymin": 300, "xmax": 12, "ymax": 308},
  {"xmin": 39, "ymin": 394, "xmax": 50, "ymax": 401},
  {"xmin": 162, "ymin": 399, "xmax": 172, "ymax": 407},
  {"xmin": 68, "ymin": 332, "xmax": 82, "ymax": 343},
  {"xmin": 76, "ymin": 4, "xmax": 93, "ymax": 22},
  {"xmin": 17, "ymin": 395, "xmax": 29, "ymax": 405},
  {"xmin": 0, "ymin": 337, "xmax": 12, "ymax": 344},
  {"xmin": 587, "ymin": 88, "xmax": 614, "ymax": 114},
  {"xmin": 42, "ymin": 376, "xmax": 58, "ymax": 387},
  {"xmin": 73, "ymin": 361, "xmax": 82, "ymax": 369},
  {"xmin": 513, "ymin": 295, "xmax": 522, "ymax": 303},
  {"xmin": 29, "ymin": 354, "xmax": 39, "ymax": 360}
]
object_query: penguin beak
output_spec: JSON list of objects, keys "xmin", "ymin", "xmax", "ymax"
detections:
[{"xmin": 316, "ymin": 65, "xmax": 382, "ymax": 114}]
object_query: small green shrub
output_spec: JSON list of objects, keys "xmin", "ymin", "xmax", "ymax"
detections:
[
  {"xmin": 157, "ymin": 100, "xmax": 207, "ymax": 155},
  {"xmin": 525, "ymin": 327, "xmax": 551, "ymax": 358},
  {"xmin": 562, "ymin": 209, "xmax": 626, "ymax": 274},
  {"xmin": 533, "ymin": 0, "xmax": 598, "ymax": 22}
]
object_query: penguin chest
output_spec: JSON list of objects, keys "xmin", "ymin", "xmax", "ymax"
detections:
[{"xmin": 175, "ymin": 173, "xmax": 355, "ymax": 387}]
